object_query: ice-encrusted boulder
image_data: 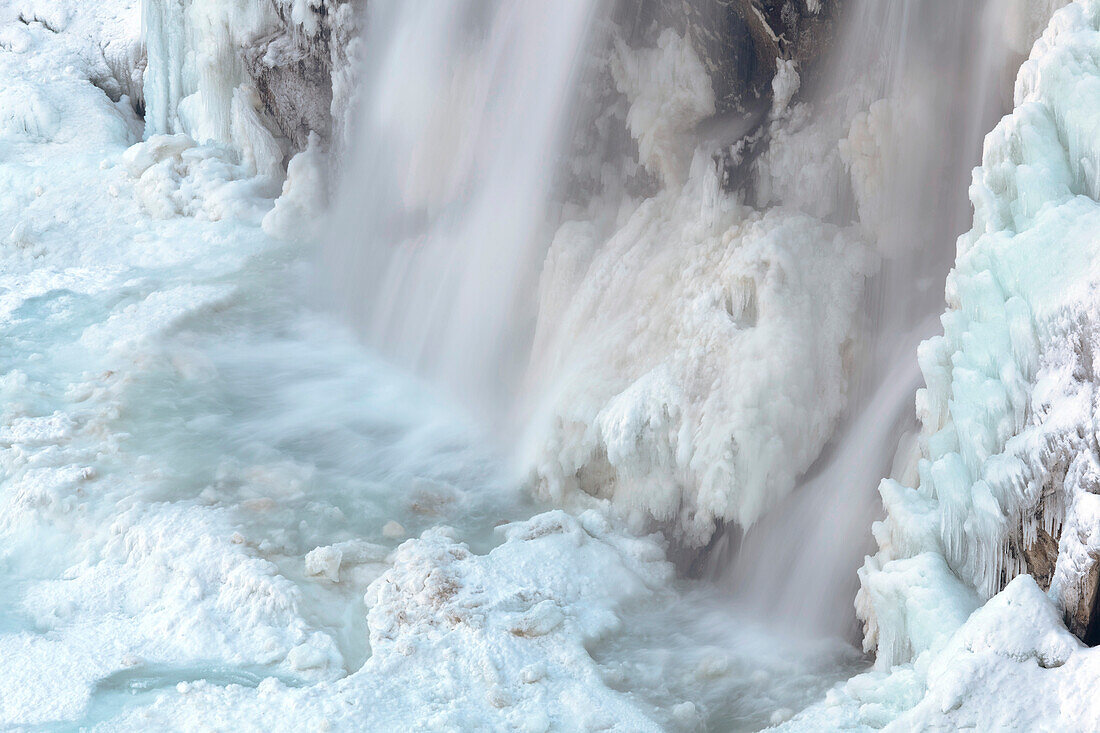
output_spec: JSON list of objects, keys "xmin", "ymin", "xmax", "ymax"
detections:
[{"xmin": 523, "ymin": 29, "xmax": 873, "ymax": 549}]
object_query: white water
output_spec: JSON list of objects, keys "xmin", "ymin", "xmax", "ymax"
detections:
[
  {"xmin": 720, "ymin": 0, "xmax": 1020, "ymax": 637},
  {"xmin": 325, "ymin": 0, "xmax": 604, "ymax": 420},
  {"xmin": 721, "ymin": 326, "xmax": 928, "ymax": 637}
]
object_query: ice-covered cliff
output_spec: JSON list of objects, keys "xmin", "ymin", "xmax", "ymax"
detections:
[
  {"xmin": 780, "ymin": 1, "xmax": 1100, "ymax": 727},
  {"xmin": 858, "ymin": 0, "xmax": 1100, "ymax": 659}
]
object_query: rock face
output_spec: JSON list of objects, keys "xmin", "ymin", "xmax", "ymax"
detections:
[
  {"xmin": 565, "ymin": 0, "xmax": 842, "ymax": 208},
  {"xmin": 142, "ymin": 0, "xmax": 363, "ymax": 173},
  {"xmin": 631, "ymin": 0, "xmax": 841, "ymax": 115},
  {"xmin": 244, "ymin": 18, "xmax": 334, "ymax": 151},
  {"xmin": 245, "ymin": 0, "xmax": 363, "ymax": 151}
]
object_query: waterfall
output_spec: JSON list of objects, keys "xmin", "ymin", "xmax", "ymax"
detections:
[
  {"xmin": 324, "ymin": 0, "xmax": 604, "ymax": 420},
  {"xmin": 325, "ymin": 0, "xmax": 1023, "ymax": 638},
  {"xmin": 718, "ymin": 0, "xmax": 1021, "ymax": 638}
]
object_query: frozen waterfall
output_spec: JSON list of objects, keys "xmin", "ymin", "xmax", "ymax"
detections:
[{"xmin": 4, "ymin": 0, "xmax": 1097, "ymax": 728}]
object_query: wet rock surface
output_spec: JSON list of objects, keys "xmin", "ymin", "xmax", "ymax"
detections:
[
  {"xmin": 626, "ymin": 0, "xmax": 841, "ymax": 115},
  {"xmin": 247, "ymin": 0, "xmax": 363, "ymax": 151}
]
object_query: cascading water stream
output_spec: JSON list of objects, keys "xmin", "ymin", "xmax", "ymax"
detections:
[
  {"xmin": 718, "ymin": 0, "xmax": 1021, "ymax": 637},
  {"xmin": 324, "ymin": 0, "xmax": 604, "ymax": 422}
]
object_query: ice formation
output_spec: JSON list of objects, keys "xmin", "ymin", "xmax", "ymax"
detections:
[
  {"xmin": 143, "ymin": 0, "xmax": 358, "ymax": 158},
  {"xmin": 859, "ymin": 0, "xmax": 1100, "ymax": 659},
  {"xmin": 774, "ymin": 1, "xmax": 1100, "ymax": 727},
  {"xmin": 523, "ymin": 30, "xmax": 874, "ymax": 546}
]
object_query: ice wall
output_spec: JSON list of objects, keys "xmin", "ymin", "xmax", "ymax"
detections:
[{"xmin": 858, "ymin": 0, "xmax": 1100, "ymax": 666}]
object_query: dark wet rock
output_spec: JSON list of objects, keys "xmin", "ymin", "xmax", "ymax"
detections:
[
  {"xmin": 629, "ymin": 0, "xmax": 842, "ymax": 115},
  {"xmin": 1022, "ymin": 526, "xmax": 1060, "ymax": 592}
]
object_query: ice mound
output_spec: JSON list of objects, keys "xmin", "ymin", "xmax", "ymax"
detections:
[
  {"xmin": 523, "ymin": 33, "xmax": 873, "ymax": 546},
  {"xmin": 123, "ymin": 133, "xmax": 280, "ymax": 221}
]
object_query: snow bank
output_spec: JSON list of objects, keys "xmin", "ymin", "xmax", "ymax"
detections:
[
  {"xmin": 523, "ymin": 33, "xmax": 873, "ymax": 546},
  {"xmin": 783, "ymin": 575, "xmax": 1100, "ymax": 730},
  {"xmin": 81, "ymin": 512, "xmax": 675, "ymax": 732}
]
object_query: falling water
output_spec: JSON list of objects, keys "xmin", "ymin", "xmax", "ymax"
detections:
[
  {"xmin": 720, "ymin": 0, "xmax": 1022, "ymax": 637},
  {"xmin": 324, "ymin": 0, "xmax": 604, "ymax": 420}
]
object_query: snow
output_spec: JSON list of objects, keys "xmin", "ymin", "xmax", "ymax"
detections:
[{"xmin": 96, "ymin": 512, "xmax": 677, "ymax": 732}]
